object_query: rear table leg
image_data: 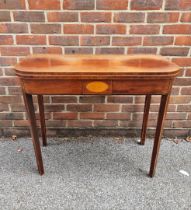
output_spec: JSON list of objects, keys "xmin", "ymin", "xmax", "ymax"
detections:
[
  {"xmin": 140, "ymin": 95, "xmax": 151, "ymax": 145},
  {"xmin": 37, "ymin": 95, "xmax": 47, "ymax": 146}
]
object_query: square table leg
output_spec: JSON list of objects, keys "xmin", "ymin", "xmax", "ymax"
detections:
[
  {"xmin": 37, "ymin": 95, "xmax": 47, "ymax": 146},
  {"xmin": 149, "ymin": 94, "xmax": 170, "ymax": 177},
  {"xmin": 23, "ymin": 91, "xmax": 44, "ymax": 175},
  {"xmin": 140, "ymin": 94, "xmax": 152, "ymax": 145}
]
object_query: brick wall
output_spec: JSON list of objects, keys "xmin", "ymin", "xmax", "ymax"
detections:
[{"xmin": 0, "ymin": 0, "xmax": 191, "ymax": 137}]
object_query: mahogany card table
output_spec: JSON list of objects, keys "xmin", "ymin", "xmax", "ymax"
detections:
[{"xmin": 14, "ymin": 54, "xmax": 180, "ymax": 177}]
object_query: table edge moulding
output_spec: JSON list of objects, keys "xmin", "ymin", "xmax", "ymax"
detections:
[{"xmin": 14, "ymin": 54, "xmax": 180, "ymax": 177}]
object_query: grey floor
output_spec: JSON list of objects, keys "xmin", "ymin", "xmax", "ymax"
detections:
[{"xmin": 0, "ymin": 136, "xmax": 190, "ymax": 210}]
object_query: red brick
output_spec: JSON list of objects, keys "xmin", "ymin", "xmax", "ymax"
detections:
[
  {"xmin": 28, "ymin": 0, "xmax": 60, "ymax": 10},
  {"xmin": 53, "ymin": 113, "xmax": 78, "ymax": 120},
  {"xmin": 33, "ymin": 47, "xmax": 62, "ymax": 54},
  {"xmin": 64, "ymin": 24, "xmax": 94, "ymax": 34},
  {"xmin": 8, "ymin": 87, "xmax": 22, "ymax": 95},
  {"xmin": 0, "ymin": 35, "xmax": 13, "ymax": 45},
  {"xmin": 52, "ymin": 96, "xmax": 77, "ymax": 103},
  {"xmin": 0, "ymin": 57, "xmax": 17, "ymax": 66},
  {"xmin": 114, "ymin": 12, "xmax": 145, "ymax": 23},
  {"xmin": 0, "ymin": 120, "xmax": 12, "ymax": 127},
  {"xmin": 0, "ymin": 23, "xmax": 28, "ymax": 33},
  {"xmin": 0, "ymin": 11, "xmax": 11, "ymax": 22},
  {"xmin": 163, "ymin": 24, "xmax": 191, "ymax": 34},
  {"xmin": 47, "ymin": 12, "xmax": 78, "ymax": 22},
  {"xmin": 14, "ymin": 120, "xmax": 30, "ymax": 127},
  {"xmin": 172, "ymin": 58, "xmax": 191, "ymax": 67},
  {"xmin": 13, "ymin": 11, "xmax": 45, "ymax": 22},
  {"xmin": 147, "ymin": 12, "xmax": 179, "ymax": 23},
  {"xmin": 0, "ymin": 0, "xmax": 25, "ymax": 9},
  {"xmin": 181, "ymin": 87, "xmax": 191, "ymax": 95},
  {"xmin": 173, "ymin": 120, "xmax": 191, "ymax": 128},
  {"xmin": 4, "ymin": 68, "xmax": 15, "ymax": 76},
  {"xmin": 185, "ymin": 68, "xmax": 191, "ymax": 76},
  {"xmin": 174, "ymin": 78, "xmax": 191, "ymax": 86},
  {"xmin": 143, "ymin": 36, "xmax": 174, "ymax": 46},
  {"xmin": 65, "ymin": 48, "xmax": 93, "ymax": 54},
  {"xmin": 177, "ymin": 105, "xmax": 191, "ymax": 112},
  {"xmin": 181, "ymin": 12, "xmax": 191, "ymax": 22},
  {"xmin": 46, "ymin": 120, "xmax": 66, "ymax": 127},
  {"xmin": 49, "ymin": 36, "xmax": 79, "ymax": 46},
  {"xmin": 97, "ymin": 0, "xmax": 128, "ymax": 10},
  {"xmin": 44, "ymin": 105, "xmax": 64, "ymax": 112},
  {"xmin": 31, "ymin": 24, "xmax": 61, "ymax": 34},
  {"xmin": 80, "ymin": 36, "xmax": 110, "ymax": 46},
  {"xmin": 166, "ymin": 113, "xmax": 187, "ymax": 120},
  {"xmin": 160, "ymin": 47, "xmax": 189, "ymax": 56},
  {"xmin": 0, "ymin": 47, "xmax": 30, "ymax": 56},
  {"xmin": 112, "ymin": 37, "xmax": 142, "ymax": 46},
  {"xmin": 170, "ymin": 95, "xmax": 191, "ymax": 104},
  {"xmin": 165, "ymin": 0, "xmax": 191, "ymax": 10},
  {"xmin": 131, "ymin": 0, "xmax": 163, "ymax": 10},
  {"xmin": 175, "ymin": 36, "xmax": 191, "ymax": 45},
  {"xmin": 122, "ymin": 104, "xmax": 144, "ymax": 112},
  {"xmin": 96, "ymin": 47, "xmax": 124, "ymax": 54},
  {"xmin": 81, "ymin": 12, "xmax": 111, "ymax": 23},
  {"xmin": 97, "ymin": 24, "xmax": 126, "ymax": 34},
  {"xmin": 79, "ymin": 96, "xmax": 105, "ymax": 103},
  {"xmin": 107, "ymin": 113, "xmax": 130, "ymax": 120},
  {"xmin": 11, "ymin": 104, "xmax": 31, "ymax": 112},
  {"xmin": 128, "ymin": 47, "xmax": 157, "ymax": 54},
  {"xmin": 0, "ymin": 96, "xmax": 22, "ymax": 104},
  {"xmin": 0, "ymin": 77, "xmax": 19, "ymax": 86},
  {"xmin": 0, "ymin": 103, "xmax": 9, "ymax": 111},
  {"xmin": 130, "ymin": 25, "xmax": 160, "ymax": 34},
  {"xmin": 16, "ymin": 35, "xmax": 46, "ymax": 45},
  {"xmin": 80, "ymin": 113, "xmax": 105, "ymax": 120},
  {"xmin": 67, "ymin": 104, "xmax": 92, "ymax": 112},
  {"xmin": 132, "ymin": 113, "xmax": 157, "ymax": 120},
  {"xmin": 0, "ymin": 87, "xmax": 5, "ymax": 95},
  {"xmin": 94, "ymin": 104, "xmax": 120, "ymax": 112},
  {"xmin": 107, "ymin": 96, "xmax": 133, "ymax": 103},
  {"xmin": 94, "ymin": 120, "xmax": 118, "ymax": 127},
  {"xmin": 0, "ymin": 113, "xmax": 24, "ymax": 120},
  {"xmin": 67, "ymin": 120, "xmax": 92, "ymax": 128},
  {"xmin": 171, "ymin": 87, "xmax": 180, "ymax": 95},
  {"xmin": 63, "ymin": 0, "xmax": 94, "ymax": 10}
]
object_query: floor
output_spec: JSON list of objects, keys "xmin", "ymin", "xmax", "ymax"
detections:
[{"xmin": 0, "ymin": 137, "xmax": 190, "ymax": 210}]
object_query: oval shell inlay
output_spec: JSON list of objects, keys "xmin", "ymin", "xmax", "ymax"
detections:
[{"xmin": 86, "ymin": 81, "xmax": 109, "ymax": 93}]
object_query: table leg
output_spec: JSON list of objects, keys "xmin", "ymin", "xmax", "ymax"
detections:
[
  {"xmin": 149, "ymin": 94, "xmax": 170, "ymax": 177},
  {"xmin": 140, "ymin": 94, "xmax": 151, "ymax": 145},
  {"xmin": 37, "ymin": 95, "xmax": 47, "ymax": 146},
  {"xmin": 23, "ymin": 92, "xmax": 44, "ymax": 175}
]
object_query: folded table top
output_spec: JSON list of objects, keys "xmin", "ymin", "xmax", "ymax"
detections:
[{"xmin": 14, "ymin": 54, "xmax": 180, "ymax": 79}]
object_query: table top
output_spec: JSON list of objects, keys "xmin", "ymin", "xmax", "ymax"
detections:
[{"xmin": 14, "ymin": 54, "xmax": 180, "ymax": 79}]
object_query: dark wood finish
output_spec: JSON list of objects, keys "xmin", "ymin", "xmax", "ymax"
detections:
[
  {"xmin": 149, "ymin": 94, "xmax": 170, "ymax": 177},
  {"xmin": 37, "ymin": 95, "xmax": 47, "ymax": 146},
  {"xmin": 112, "ymin": 79, "xmax": 171, "ymax": 95},
  {"xmin": 22, "ymin": 92, "xmax": 44, "ymax": 175},
  {"xmin": 140, "ymin": 95, "xmax": 152, "ymax": 145},
  {"xmin": 14, "ymin": 54, "xmax": 180, "ymax": 177}
]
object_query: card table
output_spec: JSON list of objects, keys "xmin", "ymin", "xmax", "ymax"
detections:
[{"xmin": 14, "ymin": 54, "xmax": 180, "ymax": 177}]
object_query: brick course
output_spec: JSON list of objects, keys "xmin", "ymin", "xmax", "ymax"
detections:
[{"xmin": 0, "ymin": 0, "xmax": 190, "ymax": 137}]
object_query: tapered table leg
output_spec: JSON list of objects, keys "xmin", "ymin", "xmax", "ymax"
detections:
[
  {"xmin": 23, "ymin": 92, "xmax": 44, "ymax": 175},
  {"xmin": 37, "ymin": 95, "xmax": 47, "ymax": 146},
  {"xmin": 149, "ymin": 94, "xmax": 170, "ymax": 177},
  {"xmin": 140, "ymin": 94, "xmax": 151, "ymax": 145}
]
